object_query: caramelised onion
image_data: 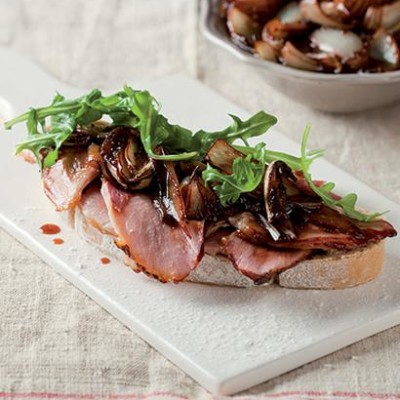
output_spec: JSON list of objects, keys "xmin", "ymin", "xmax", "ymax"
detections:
[
  {"xmin": 300, "ymin": 0, "xmax": 352, "ymax": 29},
  {"xmin": 180, "ymin": 175, "xmax": 204, "ymax": 220},
  {"xmin": 311, "ymin": 28, "xmax": 363, "ymax": 58},
  {"xmin": 262, "ymin": 2, "xmax": 308, "ymax": 40},
  {"xmin": 254, "ymin": 40, "xmax": 278, "ymax": 61},
  {"xmin": 279, "ymin": 1, "xmax": 303, "ymax": 22},
  {"xmin": 64, "ymin": 120, "xmax": 111, "ymax": 147},
  {"xmin": 364, "ymin": 0, "xmax": 400, "ymax": 31},
  {"xmin": 262, "ymin": 2, "xmax": 309, "ymax": 40},
  {"xmin": 263, "ymin": 160, "xmax": 296, "ymax": 239},
  {"xmin": 178, "ymin": 160, "xmax": 206, "ymax": 176},
  {"xmin": 336, "ymin": 0, "xmax": 392, "ymax": 19},
  {"xmin": 151, "ymin": 159, "xmax": 190, "ymax": 228},
  {"xmin": 260, "ymin": 32, "xmax": 285, "ymax": 53},
  {"xmin": 180, "ymin": 174, "xmax": 220, "ymax": 220},
  {"xmin": 309, "ymin": 27, "xmax": 368, "ymax": 72},
  {"xmin": 369, "ymin": 28, "xmax": 400, "ymax": 69},
  {"xmin": 160, "ymin": 160, "xmax": 187, "ymax": 224},
  {"xmin": 308, "ymin": 205, "xmax": 364, "ymax": 237},
  {"xmin": 101, "ymin": 127, "xmax": 153, "ymax": 191},
  {"xmin": 205, "ymin": 219, "xmax": 232, "ymax": 238},
  {"xmin": 258, "ymin": 2, "xmax": 308, "ymax": 58},
  {"xmin": 227, "ymin": 6, "xmax": 261, "ymax": 43},
  {"xmin": 223, "ymin": 0, "xmax": 400, "ymax": 73},
  {"xmin": 264, "ymin": 161, "xmax": 294, "ymax": 223},
  {"xmin": 234, "ymin": 0, "xmax": 285, "ymax": 20},
  {"xmin": 205, "ymin": 139, "xmax": 245, "ymax": 174},
  {"xmin": 280, "ymin": 41, "xmax": 320, "ymax": 71},
  {"xmin": 319, "ymin": 1, "xmax": 350, "ymax": 21},
  {"xmin": 229, "ymin": 212, "xmax": 274, "ymax": 244}
]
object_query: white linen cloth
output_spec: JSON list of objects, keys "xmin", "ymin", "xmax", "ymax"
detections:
[{"xmin": 1, "ymin": 1, "xmax": 400, "ymax": 398}]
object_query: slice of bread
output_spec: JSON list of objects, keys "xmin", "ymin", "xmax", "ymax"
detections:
[
  {"xmin": 278, "ymin": 241, "xmax": 384, "ymax": 289},
  {"xmin": 69, "ymin": 208, "xmax": 385, "ymax": 289}
]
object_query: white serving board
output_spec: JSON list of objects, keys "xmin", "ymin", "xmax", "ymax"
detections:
[{"xmin": 1, "ymin": 46, "xmax": 400, "ymax": 396}]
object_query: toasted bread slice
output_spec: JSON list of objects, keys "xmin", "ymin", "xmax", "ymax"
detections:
[
  {"xmin": 278, "ymin": 241, "xmax": 384, "ymax": 289},
  {"xmin": 69, "ymin": 208, "xmax": 385, "ymax": 289}
]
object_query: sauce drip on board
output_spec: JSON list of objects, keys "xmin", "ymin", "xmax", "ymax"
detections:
[
  {"xmin": 100, "ymin": 257, "xmax": 111, "ymax": 265},
  {"xmin": 52, "ymin": 238, "xmax": 64, "ymax": 245},
  {"xmin": 40, "ymin": 224, "xmax": 61, "ymax": 235}
]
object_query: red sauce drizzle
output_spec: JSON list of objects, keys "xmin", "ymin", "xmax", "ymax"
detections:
[
  {"xmin": 40, "ymin": 224, "xmax": 61, "ymax": 235},
  {"xmin": 53, "ymin": 238, "xmax": 64, "ymax": 245},
  {"xmin": 100, "ymin": 257, "xmax": 111, "ymax": 265}
]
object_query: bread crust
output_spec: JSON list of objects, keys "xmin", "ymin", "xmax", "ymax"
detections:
[
  {"xmin": 278, "ymin": 242, "xmax": 384, "ymax": 289},
  {"xmin": 68, "ymin": 208, "xmax": 385, "ymax": 289}
]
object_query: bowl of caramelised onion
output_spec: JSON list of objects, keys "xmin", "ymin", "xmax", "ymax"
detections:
[{"xmin": 201, "ymin": 0, "xmax": 400, "ymax": 113}]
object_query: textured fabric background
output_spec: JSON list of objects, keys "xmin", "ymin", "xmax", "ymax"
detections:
[{"xmin": 1, "ymin": 1, "xmax": 400, "ymax": 399}]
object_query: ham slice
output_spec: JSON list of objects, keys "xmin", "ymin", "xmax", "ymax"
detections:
[
  {"xmin": 355, "ymin": 219, "xmax": 397, "ymax": 242},
  {"xmin": 279, "ymin": 223, "xmax": 362, "ymax": 250},
  {"xmin": 101, "ymin": 180, "xmax": 205, "ymax": 282},
  {"xmin": 42, "ymin": 144, "xmax": 101, "ymax": 211},
  {"xmin": 79, "ymin": 184, "xmax": 116, "ymax": 236},
  {"xmin": 230, "ymin": 208, "xmax": 397, "ymax": 251},
  {"xmin": 204, "ymin": 229, "xmax": 232, "ymax": 256},
  {"xmin": 223, "ymin": 234, "xmax": 311, "ymax": 283}
]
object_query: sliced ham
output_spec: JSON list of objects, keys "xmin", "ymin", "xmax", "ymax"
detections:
[
  {"xmin": 204, "ymin": 228, "xmax": 233, "ymax": 256},
  {"xmin": 230, "ymin": 207, "xmax": 397, "ymax": 251},
  {"xmin": 278, "ymin": 223, "xmax": 362, "ymax": 250},
  {"xmin": 79, "ymin": 184, "xmax": 116, "ymax": 236},
  {"xmin": 42, "ymin": 144, "xmax": 101, "ymax": 211},
  {"xmin": 355, "ymin": 219, "xmax": 397, "ymax": 242},
  {"xmin": 223, "ymin": 234, "xmax": 311, "ymax": 283},
  {"xmin": 101, "ymin": 180, "xmax": 205, "ymax": 282}
]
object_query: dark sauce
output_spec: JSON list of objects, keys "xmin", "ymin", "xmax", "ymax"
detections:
[{"xmin": 40, "ymin": 224, "xmax": 61, "ymax": 235}]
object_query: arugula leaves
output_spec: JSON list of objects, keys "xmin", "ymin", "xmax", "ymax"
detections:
[
  {"xmin": 203, "ymin": 124, "xmax": 384, "ymax": 222},
  {"xmin": 4, "ymin": 85, "xmax": 383, "ymax": 222},
  {"xmin": 299, "ymin": 125, "xmax": 384, "ymax": 222},
  {"xmin": 5, "ymin": 86, "xmax": 277, "ymax": 166},
  {"xmin": 202, "ymin": 143, "xmax": 267, "ymax": 206},
  {"xmin": 194, "ymin": 112, "xmax": 277, "ymax": 154},
  {"xmin": 128, "ymin": 89, "xmax": 277, "ymax": 160},
  {"xmin": 8, "ymin": 89, "xmax": 105, "ymax": 167},
  {"xmin": 128, "ymin": 90, "xmax": 198, "ymax": 160}
]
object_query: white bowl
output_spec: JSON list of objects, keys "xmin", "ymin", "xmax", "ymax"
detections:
[{"xmin": 200, "ymin": 0, "xmax": 400, "ymax": 113}]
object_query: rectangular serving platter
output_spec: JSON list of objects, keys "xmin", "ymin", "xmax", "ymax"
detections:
[{"xmin": 1, "ymin": 46, "xmax": 400, "ymax": 395}]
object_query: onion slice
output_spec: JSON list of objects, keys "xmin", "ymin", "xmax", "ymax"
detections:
[
  {"xmin": 300, "ymin": 0, "xmax": 352, "ymax": 29},
  {"xmin": 309, "ymin": 27, "xmax": 368, "ymax": 72},
  {"xmin": 310, "ymin": 27, "xmax": 363, "ymax": 60},
  {"xmin": 234, "ymin": 0, "xmax": 285, "ymax": 20},
  {"xmin": 369, "ymin": 29, "xmax": 400, "ymax": 68},
  {"xmin": 364, "ymin": 0, "xmax": 400, "ymax": 31},
  {"xmin": 254, "ymin": 40, "xmax": 278, "ymax": 61},
  {"xmin": 227, "ymin": 6, "xmax": 260, "ymax": 42},
  {"xmin": 280, "ymin": 41, "xmax": 319, "ymax": 71}
]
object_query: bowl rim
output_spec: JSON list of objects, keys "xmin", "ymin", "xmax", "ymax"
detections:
[{"xmin": 200, "ymin": 0, "xmax": 400, "ymax": 84}]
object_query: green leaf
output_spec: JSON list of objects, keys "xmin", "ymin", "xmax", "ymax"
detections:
[
  {"xmin": 299, "ymin": 125, "xmax": 385, "ymax": 222},
  {"xmin": 4, "ymin": 84, "xmax": 388, "ymax": 222},
  {"xmin": 194, "ymin": 111, "xmax": 277, "ymax": 155},
  {"xmin": 27, "ymin": 109, "xmax": 40, "ymax": 135},
  {"xmin": 202, "ymin": 143, "xmax": 267, "ymax": 206},
  {"xmin": 130, "ymin": 90, "xmax": 198, "ymax": 160},
  {"xmin": 320, "ymin": 182, "xmax": 335, "ymax": 192},
  {"xmin": 5, "ymin": 85, "xmax": 278, "ymax": 167}
]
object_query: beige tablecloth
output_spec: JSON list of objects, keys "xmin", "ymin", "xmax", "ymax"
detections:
[{"xmin": 1, "ymin": 1, "xmax": 400, "ymax": 399}]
